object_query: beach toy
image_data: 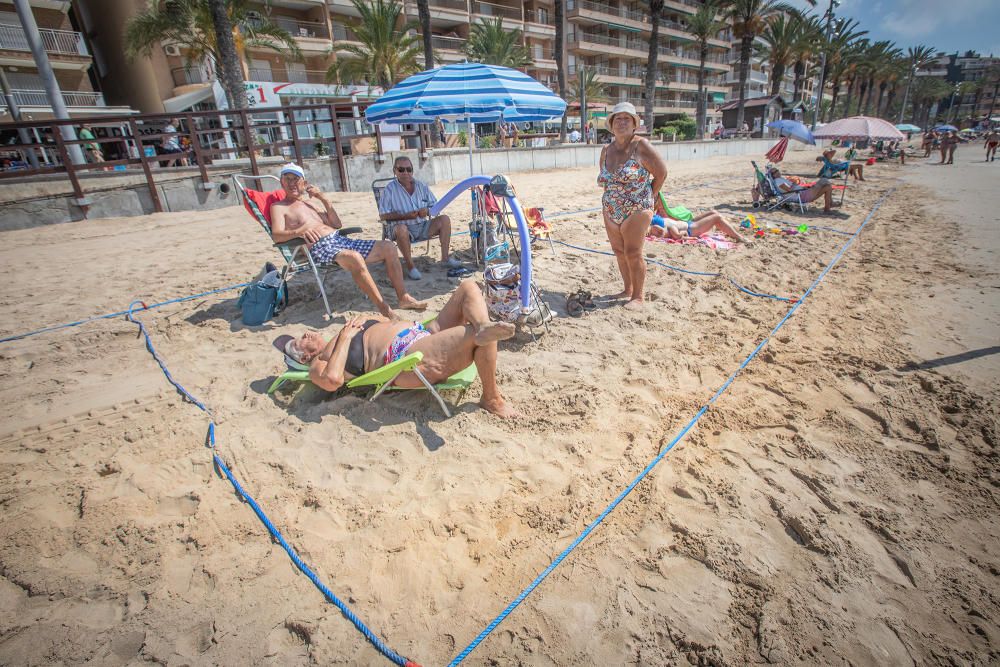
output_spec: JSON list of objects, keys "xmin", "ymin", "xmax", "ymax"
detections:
[
  {"xmin": 740, "ymin": 218, "xmax": 752, "ymax": 229},
  {"xmin": 769, "ymin": 228, "xmax": 782, "ymax": 234},
  {"xmin": 755, "ymin": 229, "xmax": 766, "ymax": 238},
  {"xmin": 797, "ymin": 223, "xmax": 809, "ymax": 233},
  {"xmin": 651, "ymin": 214, "xmax": 666, "ymax": 228}
]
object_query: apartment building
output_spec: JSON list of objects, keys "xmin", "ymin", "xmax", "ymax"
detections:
[
  {"xmin": 0, "ymin": 0, "xmax": 133, "ymax": 120},
  {"xmin": 565, "ymin": 0, "xmax": 731, "ymax": 125},
  {"xmin": 916, "ymin": 52, "xmax": 1000, "ymax": 124}
]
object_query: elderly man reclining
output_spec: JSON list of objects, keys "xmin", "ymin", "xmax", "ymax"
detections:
[
  {"xmin": 753, "ymin": 167, "xmax": 839, "ymax": 214},
  {"xmin": 269, "ymin": 163, "xmax": 426, "ymax": 319},
  {"xmin": 282, "ymin": 281, "xmax": 519, "ymax": 418}
]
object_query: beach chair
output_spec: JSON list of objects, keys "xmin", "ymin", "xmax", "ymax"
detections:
[
  {"xmin": 752, "ymin": 160, "xmax": 809, "ymax": 213},
  {"xmin": 266, "ymin": 334, "xmax": 477, "ymax": 418},
  {"xmin": 233, "ymin": 174, "xmax": 362, "ymax": 319},
  {"xmin": 371, "ymin": 177, "xmax": 431, "ymax": 253}
]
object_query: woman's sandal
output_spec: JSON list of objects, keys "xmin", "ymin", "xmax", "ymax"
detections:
[{"xmin": 566, "ymin": 291, "xmax": 586, "ymax": 317}]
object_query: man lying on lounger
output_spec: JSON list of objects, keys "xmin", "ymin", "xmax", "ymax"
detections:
[
  {"xmin": 755, "ymin": 167, "xmax": 838, "ymax": 214},
  {"xmin": 269, "ymin": 163, "xmax": 426, "ymax": 319},
  {"xmin": 281, "ymin": 281, "xmax": 518, "ymax": 418}
]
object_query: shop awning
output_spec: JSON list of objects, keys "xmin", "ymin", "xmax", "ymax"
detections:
[{"xmin": 162, "ymin": 85, "xmax": 214, "ymax": 113}]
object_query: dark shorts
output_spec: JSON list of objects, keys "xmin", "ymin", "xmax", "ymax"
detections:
[{"xmin": 309, "ymin": 233, "xmax": 377, "ymax": 264}]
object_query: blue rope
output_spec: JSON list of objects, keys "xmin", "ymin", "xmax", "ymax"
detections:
[
  {"xmin": 552, "ymin": 239, "xmax": 794, "ymax": 302},
  {"xmin": 0, "ymin": 282, "xmax": 250, "ymax": 345},
  {"xmin": 125, "ymin": 304, "xmax": 419, "ymax": 667},
  {"xmin": 448, "ymin": 187, "xmax": 897, "ymax": 665}
]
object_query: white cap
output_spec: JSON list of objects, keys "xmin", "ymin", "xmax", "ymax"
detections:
[{"xmin": 279, "ymin": 162, "xmax": 305, "ymax": 178}]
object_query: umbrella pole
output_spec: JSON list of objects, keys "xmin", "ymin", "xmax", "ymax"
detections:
[
  {"xmin": 467, "ymin": 113, "xmax": 474, "ymax": 176},
  {"xmin": 839, "ymin": 166, "xmax": 849, "ymax": 205}
]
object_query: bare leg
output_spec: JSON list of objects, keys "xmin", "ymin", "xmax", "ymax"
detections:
[
  {"xmin": 431, "ymin": 214, "xmax": 452, "ymax": 261},
  {"xmin": 689, "ymin": 210, "xmax": 746, "ymax": 241},
  {"xmin": 603, "ymin": 212, "xmax": 631, "ymax": 299},
  {"xmin": 365, "ymin": 240, "xmax": 426, "ymax": 311},
  {"xmin": 394, "ymin": 224, "xmax": 416, "ymax": 271},
  {"xmin": 620, "ymin": 208, "xmax": 653, "ymax": 309},
  {"xmin": 473, "ymin": 342, "xmax": 517, "ymax": 417},
  {"xmin": 335, "ymin": 249, "xmax": 396, "ymax": 319}
]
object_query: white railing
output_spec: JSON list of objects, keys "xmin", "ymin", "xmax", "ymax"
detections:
[
  {"xmin": 4, "ymin": 89, "xmax": 105, "ymax": 107},
  {"xmin": 0, "ymin": 23, "xmax": 88, "ymax": 56},
  {"xmin": 431, "ymin": 35, "xmax": 465, "ymax": 50}
]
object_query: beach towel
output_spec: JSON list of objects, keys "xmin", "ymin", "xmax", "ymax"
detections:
[
  {"xmin": 657, "ymin": 192, "xmax": 693, "ymax": 222},
  {"xmin": 645, "ymin": 233, "xmax": 738, "ymax": 250}
]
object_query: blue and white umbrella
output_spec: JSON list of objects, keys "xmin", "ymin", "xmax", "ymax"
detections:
[
  {"xmin": 365, "ymin": 62, "xmax": 567, "ymax": 172},
  {"xmin": 934, "ymin": 124, "xmax": 958, "ymax": 132},
  {"xmin": 766, "ymin": 119, "xmax": 816, "ymax": 145},
  {"xmin": 365, "ymin": 61, "xmax": 566, "ymax": 124}
]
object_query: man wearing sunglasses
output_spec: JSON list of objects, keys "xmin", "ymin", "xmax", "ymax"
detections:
[{"xmin": 378, "ymin": 156, "xmax": 464, "ymax": 280}]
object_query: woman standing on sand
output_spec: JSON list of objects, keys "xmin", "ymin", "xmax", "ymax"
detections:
[{"xmin": 597, "ymin": 102, "xmax": 668, "ymax": 310}]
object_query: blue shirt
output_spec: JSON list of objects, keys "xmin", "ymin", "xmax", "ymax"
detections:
[{"xmin": 378, "ymin": 178, "xmax": 438, "ymax": 227}]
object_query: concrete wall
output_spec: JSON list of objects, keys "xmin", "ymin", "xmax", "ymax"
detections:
[{"xmin": 0, "ymin": 138, "xmax": 815, "ymax": 230}]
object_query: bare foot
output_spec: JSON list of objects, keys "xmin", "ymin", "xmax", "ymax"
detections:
[
  {"xmin": 608, "ymin": 290, "xmax": 632, "ymax": 300},
  {"xmin": 474, "ymin": 322, "xmax": 516, "ymax": 345},
  {"xmin": 480, "ymin": 396, "xmax": 520, "ymax": 418},
  {"xmin": 398, "ymin": 295, "xmax": 428, "ymax": 311},
  {"xmin": 377, "ymin": 302, "xmax": 400, "ymax": 320},
  {"xmin": 623, "ymin": 299, "xmax": 645, "ymax": 311}
]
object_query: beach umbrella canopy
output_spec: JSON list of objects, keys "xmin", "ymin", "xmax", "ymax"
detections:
[
  {"xmin": 813, "ymin": 116, "xmax": 904, "ymax": 141},
  {"xmin": 364, "ymin": 62, "xmax": 567, "ymax": 125},
  {"xmin": 765, "ymin": 136, "xmax": 789, "ymax": 163},
  {"xmin": 895, "ymin": 123, "xmax": 921, "ymax": 132},
  {"xmin": 933, "ymin": 124, "xmax": 958, "ymax": 132},
  {"xmin": 766, "ymin": 119, "xmax": 815, "ymax": 145}
]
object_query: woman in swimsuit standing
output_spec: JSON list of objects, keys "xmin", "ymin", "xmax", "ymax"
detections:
[
  {"xmin": 597, "ymin": 102, "xmax": 668, "ymax": 310},
  {"xmin": 281, "ymin": 282, "xmax": 518, "ymax": 418}
]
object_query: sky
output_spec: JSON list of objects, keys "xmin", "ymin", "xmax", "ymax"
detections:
[{"xmin": 786, "ymin": 0, "xmax": 1000, "ymax": 58}]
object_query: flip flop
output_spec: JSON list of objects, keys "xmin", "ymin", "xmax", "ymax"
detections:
[
  {"xmin": 566, "ymin": 292, "xmax": 585, "ymax": 318},
  {"xmin": 447, "ymin": 267, "xmax": 473, "ymax": 278},
  {"xmin": 579, "ymin": 290, "xmax": 597, "ymax": 311}
]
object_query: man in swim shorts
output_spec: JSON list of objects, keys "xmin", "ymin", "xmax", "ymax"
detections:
[
  {"xmin": 269, "ymin": 163, "xmax": 426, "ymax": 319},
  {"xmin": 985, "ymin": 129, "xmax": 999, "ymax": 162}
]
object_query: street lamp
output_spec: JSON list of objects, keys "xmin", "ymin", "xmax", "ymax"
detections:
[{"xmin": 811, "ymin": 0, "xmax": 840, "ymax": 130}]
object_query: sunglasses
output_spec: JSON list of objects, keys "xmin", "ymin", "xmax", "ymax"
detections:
[{"xmin": 395, "ymin": 166, "xmax": 413, "ymax": 173}]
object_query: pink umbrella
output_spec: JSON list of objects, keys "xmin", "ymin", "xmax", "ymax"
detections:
[{"xmin": 813, "ymin": 116, "xmax": 904, "ymax": 142}]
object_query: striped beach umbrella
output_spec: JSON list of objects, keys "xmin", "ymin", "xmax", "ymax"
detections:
[
  {"xmin": 365, "ymin": 62, "xmax": 567, "ymax": 124},
  {"xmin": 365, "ymin": 62, "xmax": 567, "ymax": 173},
  {"xmin": 765, "ymin": 136, "xmax": 789, "ymax": 163}
]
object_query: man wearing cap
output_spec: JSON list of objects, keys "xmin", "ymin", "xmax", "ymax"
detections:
[
  {"xmin": 270, "ymin": 163, "xmax": 426, "ymax": 318},
  {"xmin": 378, "ymin": 156, "xmax": 463, "ymax": 280}
]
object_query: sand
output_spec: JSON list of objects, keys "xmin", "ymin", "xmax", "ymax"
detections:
[{"xmin": 1, "ymin": 147, "xmax": 998, "ymax": 665}]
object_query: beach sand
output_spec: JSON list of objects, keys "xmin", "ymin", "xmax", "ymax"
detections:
[{"xmin": 1, "ymin": 147, "xmax": 998, "ymax": 665}]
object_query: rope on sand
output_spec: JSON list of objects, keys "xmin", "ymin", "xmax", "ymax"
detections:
[
  {"xmin": 552, "ymin": 239, "xmax": 797, "ymax": 303},
  {"xmin": 124, "ymin": 302, "xmax": 421, "ymax": 667},
  {"xmin": 448, "ymin": 186, "xmax": 897, "ymax": 666},
  {"xmin": 0, "ymin": 282, "xmax": 250, "ymax": 345}
]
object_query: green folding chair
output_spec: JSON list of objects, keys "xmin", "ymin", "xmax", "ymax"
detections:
[{"xmin": 267, "ymin": 346, "xmax": 477, "ymax": 418}]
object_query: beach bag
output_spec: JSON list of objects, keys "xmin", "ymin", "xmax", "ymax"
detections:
[
  {"xmin": 484, "ymin": 263, "xmax": 548, "ymax": 326},
  {"xmin": 237, "ymin": 267, "xmax": 287, "ymax": 325}
]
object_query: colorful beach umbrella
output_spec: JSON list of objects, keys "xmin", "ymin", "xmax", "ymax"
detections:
[
  {"xmin": 895, "ymin": 123, "xmax": 921, "ymax": 132},
  {"xmin": 766, "ymin": 119, "xmax": 816, "ymax": 145},
  {"xmin": 933, "ymin": 124, "xmax": 958, "ymax": 132},
  {"xmin": 813, "ymin": 116, "xmax": 904, "ymax": 142}
]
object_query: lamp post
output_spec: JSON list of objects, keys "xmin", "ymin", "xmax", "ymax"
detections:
[
  {"xmin": 811, "ymin": 0, "xmax": 839, "ymax": 130},
  {"xmin": 897, "ymin": 63, "xmax": 916, "ymax": 124}
]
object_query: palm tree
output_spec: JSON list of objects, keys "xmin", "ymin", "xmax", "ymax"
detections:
[
  {"xmin": 465, "ymin": 17, "xmax": 532, "ymax": 67},
  {"xmin": 726, "ymin": 0, "xmax": 793, "ymax": 133},
  {"xmin": 838, "ymin": 38, "xmax": 868, "ymax": 117},
  {"xmin": 757, "ymin": 13, "xmax": 797, "ymax": 97},
  {"xmin": 206, "ymin": 0, "xmax": 244, "ymax": 110},
  {"xmin": 687, "ymin": 0, "xmax": 726, "ymax": 139},
  {"xmin": 791, "ymin": 14, "xmax": 821, "ymax": 106},
  {"xmin": 880, "ymin": 55, "xmax": 908, "ymax": 118},
  {"xmin": 416, "ymin": 0, "xmax": 433, "ymax": 69},
  {"xmin": 912, "ymin": 76, "xmax": 950, "ymax": 128},
  {"xmin": 643, "ymin": 0, "xmax": 664, "ymax": 132},
  {"xmin": 897, "ymin": 44, "xmax": 936, "ymax": 123},
  {"xmin": 555, "ymin": 0, "xmax": 568, "ymax": 142},
  {"xmin": 950, "ymin": 80, "xmax": 978, "ymax": 123},
  {"xmin": 124, "ymin": 0, "xmax": 302, "ymax": 108},
  {"xmin": 874, "ymin": 51, "xmax": 904, "ymax": 118},
  {"xmin": 858, "ymin": 40, "xmax": 895, "ymax": 115},
  {"xmin": 819, "ymin": 18, "xmax": 866, "ymax": 121},
  {"xmin": 568, "ymin": 65, "xmax": 608, "ymax": 139},
  {"xmin": 326, "ymin": 0, "xmax": 422, "ymax": 89},
  {"xmin": 984, "ymin": 64, "xmax": 1000, "ymax": 124}
]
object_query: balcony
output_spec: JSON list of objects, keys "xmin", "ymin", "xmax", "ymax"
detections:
[
  {"xmin": 172, "ymin": 66, "xmax": 215, "ymax": 87},
  {"xmin": 247, "ymin": 68, "xmax": 332, "ymax": 84},
  {"xmin": 431, "ymin": 35, "xmax": 465, "ymax": 51},
  {"xmin": 269, "ymin": 16, "xmax": 329, "ymax": 40},
  {"xmin": 331, "ymin": 24, "xmax": 360, "ymax": 42},
  {"xmin": 725, "ymin": 69, "xmax": 767, "ymax": 85},
  {"xmin": 2, "ymin": 88, "xmax": 105, "ymax": 107},
  {"xmin": 0, "ymin": 23, "xmax": 89, "ymax": 56},
  {"xmin": 569, "ymin": 30, "xmax": 648, "ymax": 57},
  {"xmin": 471, "ymin": 0, "xmax": 522, "ymax": 22}
]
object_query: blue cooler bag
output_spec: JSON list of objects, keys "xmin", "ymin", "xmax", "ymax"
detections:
[{"xmin": 238, "ymin": 268, "xmax": 287, "ymax": 325}]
